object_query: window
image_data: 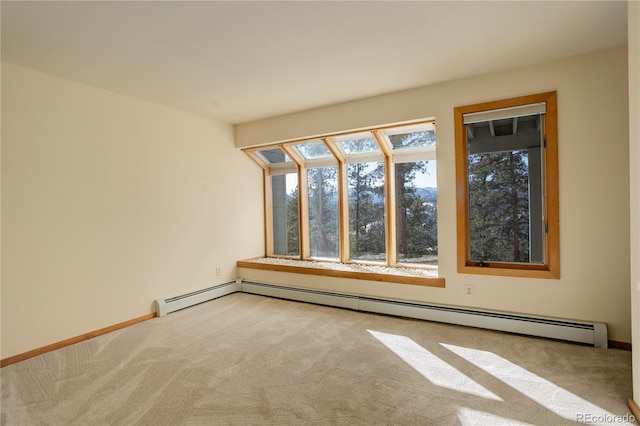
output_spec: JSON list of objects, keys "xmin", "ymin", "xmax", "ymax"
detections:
[
  {"xmin": 244, "ymin": 121, "xmax": 438, "ymax": 271},
  {"xmin": 454, "ymin": 92, "xmax": 559, "ymax": 278},
  {"xmin": 306, "ymin": 165, "xmax": 339, "ymax": 258},
  {"xmin": 249, "ymin": 147, "xmax": 299, "ymax": 257},
  {"xmin": 347, "ymin": 160, "xmax": 386, "ymax": 262},
  {"xmin": 385, "ymin": 126, "xmax": 438, "ymax": 265},
  {"xmin": 334, "ymin": 132, "xmax": 387, "ymax": 263}
]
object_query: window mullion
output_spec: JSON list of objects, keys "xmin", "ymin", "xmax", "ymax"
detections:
[
  {"xmin": 337, "ymin": 161, "xmax": 349, "ymax": 263},
  {"xmin": 243, "ymin": 149, "xmax": 270, "ymax": 171},
  {"xmin": 263, "ymin": 171, "xmax": 274, "ymax": 257},
  {"xmin": 322, "ymin": 137, "xmax": 345, "ymax": 162},
  {"xmin": 298, "ymin": 164, "xmax": 310, "ymax": 259},
  {"xmin": 371, "ymin": 130, "xmax": 393, "ymax": 157},
  {"xmin": 372, "ymin": 130, "xmax": 396, "ymax": 266},
  {"xmin": 280, "ymin": 143, "xmax": 304, "ymax": 166},
  {"xmin": 385, "ymin": 159, "xmax": 397, "ymax": 266},
  {"xmin": 323, "ymin": 137, "xmax": 349, "ymax": 262},
  {"xmin": 279, "ymin": 144, "xmax": 308, "ymax": 259}
]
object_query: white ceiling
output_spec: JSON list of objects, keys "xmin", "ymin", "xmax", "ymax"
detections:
[{"xmin": 1, "ymin": 1, "xmax": 628, "ymax": 124}]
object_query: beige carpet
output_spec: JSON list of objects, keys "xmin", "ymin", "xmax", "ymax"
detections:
[{"xmin": 1, "ymin": 293, "xmax": 634, "ymax": 425}]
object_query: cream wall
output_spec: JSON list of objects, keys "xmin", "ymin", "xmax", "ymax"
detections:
[
  {"xmin": 236, "ymin": 47, "xmax": 632, "ymax": 343},
  {"xmin": 0, "ymin": 63, "xmax": 264, "ymax": 359},
  {"xmin": 0, "ymin": 21, "xmax": 3, "ymax": 362},
  {"xmin": 628, "ymin": 0, "xmax": 639, "ymax": 403}
]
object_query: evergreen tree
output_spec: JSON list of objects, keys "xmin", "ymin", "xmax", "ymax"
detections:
[
  {"xmin": 308, "ymin": 166, "xmax": 338, "ymax": 258},
  {"xmin": 388, "ymin": 130, "xmax": 438, "ymax": 263},
  {"xmin": 348, "ymin": 162, "xmax": 385, "ymax": 259},
  {"xmin": 285, "ymin": 186, "xmax": 300, "ymax": 255},
  {"xmin": 395, "ymin": 161, "xmax": 437, "ymax": 261},
  {"xmin": 468, "ymin": 150, "xmax": 530, "ymax": 262}
]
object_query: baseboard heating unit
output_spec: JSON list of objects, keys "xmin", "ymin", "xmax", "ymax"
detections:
[
  {"xmin": 155, "ymin": 279, "xmax": 608, "ymax": 348},
  {"xmin": 155, "ymin": 280, "xmax": 241, "ymax": 317}
]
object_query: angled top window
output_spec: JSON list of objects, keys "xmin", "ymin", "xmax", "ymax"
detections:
[
  {"xmin": 255, "ymin": 146, "xmax": 296, "ymax": 175},
  {"xmin": 385, "ymin": 122, "xmax": 436, "ymax": 150},
  {"xmin": 257, "ymin": 147, "xmax": 291, "ymax": 164},
  {"xmin": 454, "ymin": 92, "xmax": 559, "ymax": 278},
  {"xmin": 382, "ymin": 123, "xmax": 436, "ymax": 163},
  {"xmin": 294, "ymin": 140, "xmax": 333, "ymax": 160},
  {"xmin": 291, "ymin": 140, "xmax": 337, "ymax": 170},
  {"xmin": 335, "ymin": 132, "xmax": 382, "ymax": 162}
]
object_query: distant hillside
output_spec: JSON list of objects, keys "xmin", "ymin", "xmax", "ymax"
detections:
[{"xmin": 415, "ymin": 187, "xmax": 437, "ymax": 203}]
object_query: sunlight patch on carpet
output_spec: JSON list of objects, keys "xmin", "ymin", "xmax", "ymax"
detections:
[
  {"xmin": 456, "ymin": 407, "xmax": 533, "ymax": 426},
  {"xmin": 441, "ymin": 343, "xmax": 627, "ymax": 423},
  {"xmin": 367, "ymin": 330, "xmax": 502, "ymax": 401}
]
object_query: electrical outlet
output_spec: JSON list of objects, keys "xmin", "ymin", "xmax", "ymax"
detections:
[
  {"xmin": 216, "ymin": 266, "xmax": 221, "ymax": 276},
  {"xmin": 464, "ymin": 284, "xmax": 474, "ymax": 297}
]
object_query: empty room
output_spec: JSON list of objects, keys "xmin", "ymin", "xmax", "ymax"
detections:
[{"xmin": 2, "ymin": 1, "xmax": 639, "ymax": 425}]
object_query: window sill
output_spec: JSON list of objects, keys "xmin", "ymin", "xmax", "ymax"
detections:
[
  {"xmin": 237, "ymin": 257, "xmax": 445, "ymax": 288},
  {"xmin": 458, "ymin": 263, "xmax": 559, "ymax": 279}
]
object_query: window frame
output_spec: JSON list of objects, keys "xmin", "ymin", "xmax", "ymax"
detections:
[
  {"xmin": 454, "ymin": 91, "xmax": 559, "ymax": 278},
  {"xmin": 247, "ymin": 145, "xmax": 304, "ymax": 259},
  {"xmin": 244, "ymin": 120, "xmax": 438, "ymax": 272}
]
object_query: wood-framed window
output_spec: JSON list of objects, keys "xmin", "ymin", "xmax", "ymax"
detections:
[
  {"xmin": 454, "ymin": 92, "xmax": 559, "ymax": 278},
  {"xmin": 244, "ymin": 120, "xmax": 438, "ymax": 271}
]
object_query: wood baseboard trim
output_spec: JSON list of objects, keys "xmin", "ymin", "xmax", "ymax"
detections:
[
  {"xmin": 608, "ymin": 340, "xmax": 632, "ymax": 351},
  {"xmin": 0, "ymin": 313, "xmax": 157, "ymax": 368},
  {"xmin": 629, "ymin": 398, "xmax": 639, "ymax": 424}
]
